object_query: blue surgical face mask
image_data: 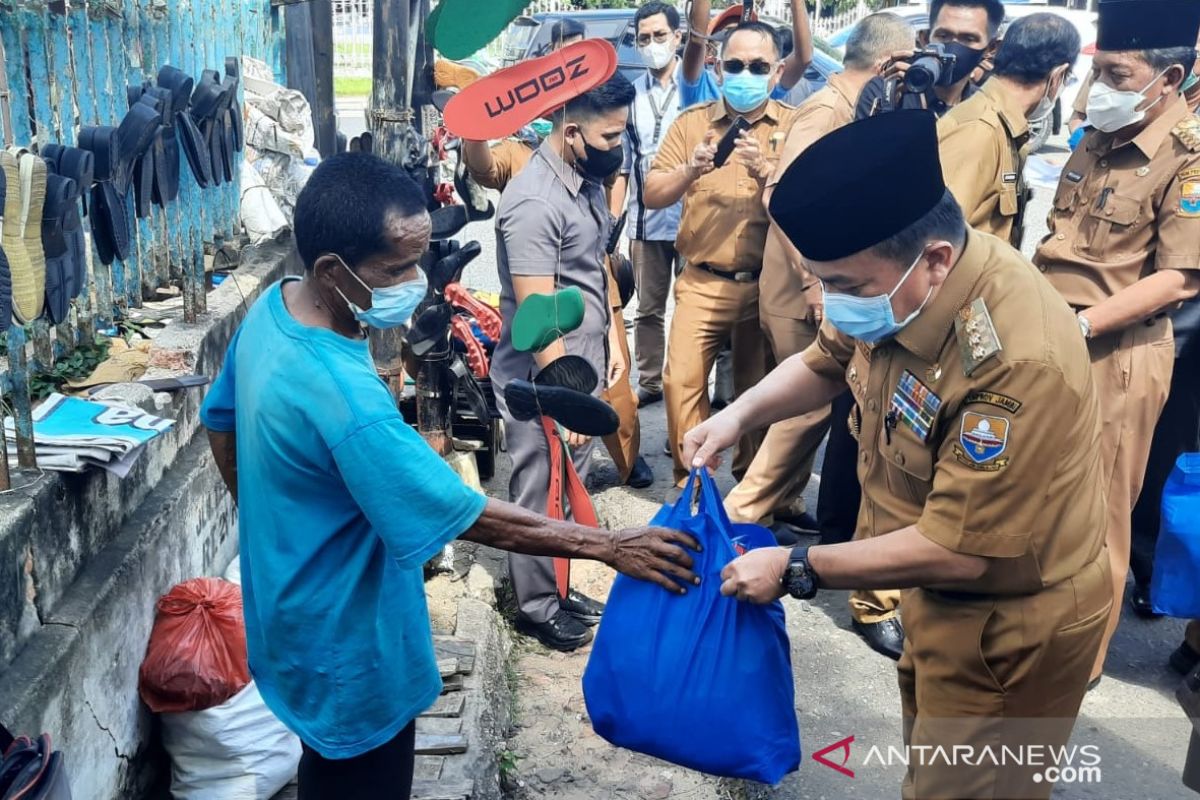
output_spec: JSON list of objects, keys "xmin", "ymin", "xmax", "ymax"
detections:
[
  {"xmin": 721, "ymin": 71, "xmax": 771, "ymax": 113},
  {"xmin": 821, "ymin": 249, "xmax": 933, "ymax": 343},
  {"xmin": 334, "ymin": 256, "xmax": 428, "ymax": 330},
  {"xmin": 1183, "ymin": 71, "xmax": 1200, "ymax": 94}
]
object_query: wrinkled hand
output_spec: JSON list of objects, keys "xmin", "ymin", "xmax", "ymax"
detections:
[
  {"xmin": 608, "ymin": 343, "xmax": 627, "ymax": 389},
  {"xmin": 689, "ymin": 130, "xmax": 718, "ymax": 178},
  {"xmin": 720, "ymin": 546, "xmax": 790, "ymax": 604},
  {"xmin": 803, "ymin": 281, "xmax": 824, "ymax": 326},
  {"xmin": 565, "ymin": 430, "xmax": 592, "ymax": 449},
  {"xmin": 734, "ymin": 130, "xmax": 770, "ymax": 182},
  {"xmin": 609, "ymin": 527, "xmax": 702, "ymax": 594},
  {"xmin": 681, "ymin": 411, "xmax": 743, "ymax": 473},
  {"xmin": 882, "ymin": 49, "xmax": 915, "ymax": 83}
]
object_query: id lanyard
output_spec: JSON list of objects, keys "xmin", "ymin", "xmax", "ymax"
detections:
[{"xmin": 644, "ymin": 72, "xmax": 678, "ymax": 146}]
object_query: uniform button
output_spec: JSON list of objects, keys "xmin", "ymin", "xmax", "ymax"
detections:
[
  {"xmin": 1056, "ymin": 233, "xmax": 1065, "ymax": 240},
  {"xmin": 894, "ymin": 452, "xmax": 905, "ymax": 466},
  {"xmin": 1099, "ymin": 160, "xmax": 1108, "ymax": 167},
  {"xmin": 868, "ymin": 399, "xmax": 879, "ymax": 413},
  {"xmin": 1105, "ymin": 208, "xmax": 1114, "ymax": 216},
  {"xmin": 1038, "ymin": 264, "xmax": 1048, "ymax": 272}
]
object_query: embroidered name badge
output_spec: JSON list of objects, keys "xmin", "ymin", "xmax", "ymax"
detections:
[
  {"xmin": 1180, "ymin": 181, "xmax": 1200, "ymax": 218},
  {"xmin": 1066, "ymin": 171, "xmax": 1084, "ymax": 183},
  {"xmin": 889, "ymin": 370, "xmax": 942, "ymax": 442},
  {"xmin": 953, "ymin": 412, "xmax": 1011, "ymax": 471}
]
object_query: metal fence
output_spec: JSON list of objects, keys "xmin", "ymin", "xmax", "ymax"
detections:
[
  {"xmin": 760, "ymin": 0, "xmax": 872, "ymax": 37},
  {"xmin": 0, "ymin": 1, "xmax": 285, "ymax": 485}
]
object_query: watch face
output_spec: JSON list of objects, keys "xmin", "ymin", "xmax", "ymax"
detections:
[{"xmin": 786, "ymin": 562, "xmax": 815, "ymax": 600}]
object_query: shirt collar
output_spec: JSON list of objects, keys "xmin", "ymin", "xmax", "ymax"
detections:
[
  {"xmin": 537, "ymin": 138, "xmax": 585, "ymax": 198},
  {"xmin": 825, "ymin": 72, "xmax": 858, "ymax": 105},
  {"xmin": 1096, "ymin": 94, "xmax": 1191, "ymax": 159},
  {"xmin": 981, "ymin": 78, "xmax": 1030, "ymax": 141},
  {"xmin": 894, "ymin": 230, "xmax": 988, "ymax": 362},
  {"xmin": 708, "ymin": 97, "xmax": 781, "ymax": 124}
]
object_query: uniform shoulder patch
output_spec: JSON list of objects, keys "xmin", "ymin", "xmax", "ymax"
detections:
[
  {"xmin": 953, "ymin": 412, "xmax": 1011, "ymax": 471},
  {"xmin": 1180, "ymin": 178, "xmax": 1200, "ymax": 218},
  {"xmin": 963, "ymin": 390, "xmax": 1022, "ymax": 413},
  {"xmin": 1173, "ymin": 117, "xmax": 1200, "ymax": 152},
  {"xmin": 954, "ymin": 298, "xmax": 1003, "ymax": 377}
]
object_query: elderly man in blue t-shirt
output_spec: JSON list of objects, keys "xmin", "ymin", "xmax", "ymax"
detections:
[{"xmin": 200, "ymin": 152, "xmax": 698, "ymax": 800}]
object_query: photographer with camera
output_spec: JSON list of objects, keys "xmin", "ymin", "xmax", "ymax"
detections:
[
  {"xmin": 856, "ymin": 0, "xmax": 1004, "ymax": 119},
  {"xmin": 938, "ymin": 13, "xmax": 1081, "ymax": 248}
]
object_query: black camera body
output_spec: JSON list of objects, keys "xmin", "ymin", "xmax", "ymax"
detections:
[{"xmin": 904, "ymin": 43, "xmax": 958, "ymax": 93}]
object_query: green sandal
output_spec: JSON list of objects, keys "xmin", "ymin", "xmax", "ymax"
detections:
[
  {"xmin": 511, "ymin": 286, "xmax": 584, "ymax": 353},
  {"xmin": 429, "ymin": 0, "xmax": 530, "ymax": 61}
]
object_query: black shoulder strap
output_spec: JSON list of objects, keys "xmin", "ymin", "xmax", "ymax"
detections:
[{"xmin": 0, "ymin": 721, "xmax": 14, "ymax": 753}]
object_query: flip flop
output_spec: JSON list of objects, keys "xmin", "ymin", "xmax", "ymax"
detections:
[
  {"xmin": 709, "ymin": 3, "xmax": 756, "ymax": 35},
  {"xmin": 8, "ymin": 149, "xmax": 47, "ymax": 323},
  {"xmin": 510, "ymin": 286, "xmax": 585, "ymax": 353},
  {"xmin": 443, "ymin": 39, "xmax": 618, "ymax": 141},
  {"xmin": 535, "ymin": 355, "xmax": 598, "ymax": 395},
  {"xmin": 503, "ymin": 380, "xmax": 619, "ymax": 437},
  {"xmin": 429, "ymin": 203, "xmax": 469, "ymax": 242},
  {"xmin": 0, "ymin": 170, "xmax": 11, "ymax": 332},
  {"xmin": 407, "ymin": 303, "xmax": 453, "ymax": 358},
  {"xmin": 426, "ymin": 239, "xmax": 482, "ymax": 294},
  {"xmin": 429, "ymin": 0, "xmax": 528, "ymax": 61}
]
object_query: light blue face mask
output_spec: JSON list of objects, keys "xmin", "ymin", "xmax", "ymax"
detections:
[
  {"xmin": 1183, "ymin": 71, "xmax": 1200, "ymax": 94},
  {"xmin": 821, "ymin": 249, "xmax": 933, "ymax": 343},
  {"xmin": 721, "ymin": 71, "xmax": 771, "ymax": 113},
  {"xmin": 335, "ymin": 256, "xmax": 428, "ymax": 330}
]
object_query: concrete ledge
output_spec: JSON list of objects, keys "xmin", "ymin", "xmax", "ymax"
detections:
[{"xmin": 0, "ymin": 238, "xmax": 298, "ymax": 798}]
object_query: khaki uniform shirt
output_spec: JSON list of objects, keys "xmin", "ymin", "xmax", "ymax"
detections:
[
  {"xmin": 651, "ymin": 99, "xmax": 799, "ymax": 273},
  {"xmin": 463, "ymin": 138, "xmax": 535, "ymax": 193},
  {"xmin": 761, "ymin": 73, "xmax": 859, "ymax": 319},
  {"xmin": 938, "ymin": 79, "xmax": 1032, "ymax": 247},
  {"xmin": 801, "ymin": 231, "xmax": 1105, "ymax": 595},
  {"xmin": 1033, "ymin": 97, "xmax": 1200, "ymax": 307}
]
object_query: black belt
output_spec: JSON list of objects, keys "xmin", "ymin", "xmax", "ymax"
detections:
[
  {"xmin": 924, "ymin": 588, "xmax": 993, "ymax": 603},
  {"xmin": 691, "ymin": 262, "xmax": 761, "ymax": 283}
]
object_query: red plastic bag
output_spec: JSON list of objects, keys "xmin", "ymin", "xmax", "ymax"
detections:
[{"xmin": 139, "ymin": 578, "xmax": 250, "ymax": 713}]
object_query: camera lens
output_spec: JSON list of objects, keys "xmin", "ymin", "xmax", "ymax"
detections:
[{"xmin": 906, "ymin": 56, "xmax": 942, "ymax": 93}]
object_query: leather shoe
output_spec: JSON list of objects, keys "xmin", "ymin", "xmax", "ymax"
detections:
[
  {"xmin": 1128, "ymin": 582, "xmax": 1163, "ymax": 619},
  {"xmin": 637, "ymin": 388, "xmax": 663, "ymax": 407},
  {"xmin": 853, "ymin": 618, "xmax": 904, "ymax": 661},
  {"xmin": 770, "ymin": 521, "xmax": 804, "ymax": 547},
  {"xmin": 1171, "ymin": 641, "xmax": 1200, "ymax": 676},
  {"xmin": 516, "ymin": 608, "xmax": 593, "ymax": 652},
  {"xmin": 625, "ymin": 456, "xmax": 654, "ymax": 489},
  {"xmin": 775, "ymin": 510, "xmax": 819, "ymax": 535},
  {"xmin": 561, "ymin": 590, "xmax": 605, "ymax": 627}
]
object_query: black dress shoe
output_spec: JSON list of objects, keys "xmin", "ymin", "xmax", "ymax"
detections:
[
  {"xmin": 770, "ymin": 521, "xmax": 804, "ymax": 547},
  {"xmin": 775, "ymin": 510, "xmax": 820, "ymax": 534},
  {"xmin": 1172, "ymin": 641, "xmax": 1200, "ymax": 675},
  {"xmin": 853, "ymin": 618, "xmax": 904, "ymax": 661},
  {"xmin": 515, "ymin": 608, "xmax": 594, "ymax": 652},
  {"xmin": 663, "ymin": 437, "xmax": 672, "ymax": 457},
  {"xmin": 1128, "ymin": 583, "xmax": 1163, "ymax": 619},
  {"xmin": 561, "ymin": 590, "xmax": 605, "ymax": 627},
  {"xmin": 625, "ymin": 456, "xmax": 654, "ymax": 489},
  {"xmin": 637, "ymin": 388, "xmax": 664, "ymax": 407},
  {"xmin": 1086, "ymin": 675, "xmax": 1102, "ymax": 692}
]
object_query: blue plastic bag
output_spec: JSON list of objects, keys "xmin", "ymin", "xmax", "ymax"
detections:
[
  {"xmin": 1151, "ymin": 454, "xmax": 1200, "ymax": 617},
  {"xmin": 582, "ymin": 470, "xmax": 801, "ymax": 784}
]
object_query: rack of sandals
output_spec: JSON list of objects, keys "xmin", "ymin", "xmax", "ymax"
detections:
[{"xmin": 0, "ymin": 2, "xmax": 285, "ymax": 488}]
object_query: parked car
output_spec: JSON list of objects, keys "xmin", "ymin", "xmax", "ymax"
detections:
[
  {"xmin": 825, "ymin": 3, "xmax": 1096, "ymax": 151},
  {"xmin": 501, "ymin": 9, "xmax": 844, "ymax": 96}
]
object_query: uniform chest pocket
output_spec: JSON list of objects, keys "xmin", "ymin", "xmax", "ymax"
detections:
[
  {"xmin": 1081, "ymin": 193, "xmax": 1142, "ymax": 255},
  {"xmin": 878, "ymin": 428, "xmax": 936, "ymax": 506}
]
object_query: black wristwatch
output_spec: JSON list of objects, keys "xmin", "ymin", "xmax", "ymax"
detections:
[{"xmin": 782, "ymin": 546, "xmax": 819, "ymax": 600}]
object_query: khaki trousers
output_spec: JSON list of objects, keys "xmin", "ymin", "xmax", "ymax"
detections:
[
  {"xmin": 898, "ymin": 554, "xmax": 1111, "ymax": 800},
  {"xmin": 602, "ymin": 305, "xmax": 641, "ymax": 483},
  {"xmin": 630, "ymin": 239, "xmax": 680, "ymax": 395},
  {"xmin": 724, "ymin": 311, "xmax": 832, "ymax": 524},
  {"xmin": 664, "ymin": 265, "xmax": 769, "ymax": 485},
  {"xmin": 1088, "ymin": 314, "xmax": 1173, "ymax": 678}
]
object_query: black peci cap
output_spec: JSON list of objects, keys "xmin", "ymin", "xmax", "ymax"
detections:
[
  {"xmin": 769, "ymin": 110, "xmax": 945, "ymax": 262},
  {"xmin": 1096, "ymin": 0, "xmax": 1200, "ymax": 52}
]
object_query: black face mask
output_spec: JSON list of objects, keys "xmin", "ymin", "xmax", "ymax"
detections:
[
  {"xmin": 943, "ymin": 41, "xmax": 987, "ymax": 85},
  {"xmin": 574, "ymin": 133, "xmax": 624, "ymax": 180}
]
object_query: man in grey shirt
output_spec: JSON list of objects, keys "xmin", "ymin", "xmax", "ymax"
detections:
[{"xmin": 491, "ymin": 74, "xmax": 636, "ymax": 652}]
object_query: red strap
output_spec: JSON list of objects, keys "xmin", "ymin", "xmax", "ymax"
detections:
[
  {"xmin": 450, "ymin": 316, "xmax": 490, "ymax": 378},
  {"xmin": 446, "ymin": 283, "xmax": 502, "ymax": 341},
  {"xmin": 540, "ymin": 417, "xmax": 601, "ymax": 599}
]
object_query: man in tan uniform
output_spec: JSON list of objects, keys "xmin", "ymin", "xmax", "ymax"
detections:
[
  {"xmin": 938, "ymin": 13, "xmax": 1081, "ymax": 247},
  {"xmin": 686, "ymin": 110, "xmax": 1110, "ymax": 800},
  {"xmin": 644, "ymin": 21, "xmax": 799, "ymax": 487},
  {"xmin": 724, "ymin": 12, "xmax": 916, "ymax": 529},
  {"xmin": 1034, "ymin": 0, "xmax": 1200, "ymax": 686}
]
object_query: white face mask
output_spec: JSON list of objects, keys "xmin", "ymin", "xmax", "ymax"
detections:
[
  {"xmin": 1086, "ymin": 69, "xmax": 1169, "ymax": 133},
  {"xmin": 639, "ymin": 39, "xmax": 676, "ymax": 70},
  {"xmin": 1030, "ymin": 66, "xmax": 1067, "ymax": 122}
]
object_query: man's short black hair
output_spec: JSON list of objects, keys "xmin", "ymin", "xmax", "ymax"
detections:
[
  {"xmin": 550, "ymin": 17, "xmax": 587, "ymax": 46},
  {"xmin": 294, "ymin": 152, "xmax": 427, "ymax": 272},
  {"xmin": 930, "ymin": 0, "xmax": 1005, "ymax": 39},
  {"xmin": 635, "ymin": 1, "xmax": 680, "ymax": 31},
  {"xmin": 1141, "ymin": 46, "xmax": 1199, "ymax": 81},
  {"xmin": 993, "ymin": 13, "xmax": 1081, "ymax": 84},
  {"xmin": 553, "ymin": 72, "xmax": 637, "ymax": 126},
  {"xmin": 722, "ymin": 20, "xmax": 782, "ymax": 59},
  {"xmin": 871, "ymin": 189, "xmax": 967, "ymax": 265}
]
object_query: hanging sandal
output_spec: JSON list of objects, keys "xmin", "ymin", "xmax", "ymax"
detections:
[
  {"xmin": 6, "ymin": 149, "xmax": 47, "ymax": 323},
  {"xmin": 503, "ymin": 379, "xmax": 619, "ymax": 437},
  {"xmin": 510, "ymin": 285, "xmax": 585, "ymax": 353}
]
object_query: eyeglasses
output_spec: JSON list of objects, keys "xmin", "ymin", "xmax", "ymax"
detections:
[
  {"xmin": 636, "ymin": 31, "xmax": 674, "ymax": 46},
  {"xmin": 721, "ymin": 59, "xmax": 774, "ymax": 76}
]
